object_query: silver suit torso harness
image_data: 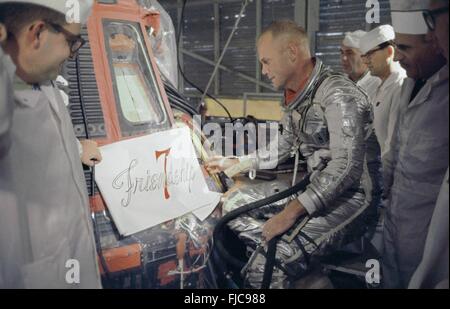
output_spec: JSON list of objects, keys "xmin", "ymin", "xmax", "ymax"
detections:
[{"xmin": 283, "ymin": 60, "xmax": 343, "ymax": 160}]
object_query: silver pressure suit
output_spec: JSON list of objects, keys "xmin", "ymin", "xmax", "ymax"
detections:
[{"xmin": 224, "ymin": 59, "xmax": 382, "ymax": 288}]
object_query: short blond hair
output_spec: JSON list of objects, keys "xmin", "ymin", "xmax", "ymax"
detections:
[{"xmin": 259, "ymin": 20, "xmax": 310, "ymax": 50}]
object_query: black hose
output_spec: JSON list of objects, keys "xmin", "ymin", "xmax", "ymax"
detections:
[
  {"xmin": 164, "ymin": 80, "xmax": 199, "ymax": 116},
  {"xmin": 167, "ymin": 98, "xmax": 197, "ymax": 116},
  {"xmin": 90, "ymin": 162, "xmax": 111, "ymax": 280},
  {"xmin": 75, "ymin": 55, "xmax": 90, "ymax": 140},
  {"xmin": 261, "ymin": 237, "xmax": 279, "ymax": 289},
  {"xmin": 213, "ymin": 173, "xmax": 311, "ymax": 270}
]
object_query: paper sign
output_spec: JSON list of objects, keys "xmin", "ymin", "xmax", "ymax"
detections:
[{"xmin": 95, "ymin": 127, "xmax": 222, "ymax": 236}]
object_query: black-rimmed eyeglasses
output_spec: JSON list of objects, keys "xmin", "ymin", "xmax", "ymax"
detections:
[
  {"xmin": 423, "ymin": 7, "xmax": 449, "ymax": 31},
  {"xmin": 362, "ymin": 41, "xmax": 393, "ymax": 58},
  {"xmin": 45, "ymin": 21, "xmax": 85, "ymax": 59}
]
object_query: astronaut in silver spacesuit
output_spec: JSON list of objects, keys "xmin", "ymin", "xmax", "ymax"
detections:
[{"xmin": 207, "ymin": 21, "xmax": 382, "ymax": 288}]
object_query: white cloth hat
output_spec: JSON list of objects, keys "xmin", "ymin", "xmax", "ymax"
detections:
[
  {"xmin": 360, "ymin": 25, "xmax": 395, "ymax": 54},
  {"xmin": 390, "ymin": 0, "xmax": 429, "ymax": 35},
  {"xmin": 0, "ymin": 0, "xmax": 94, "ymax": 24},
  {"xmin": 342, "ymin": 30, "xmax": 367, "ymax": 49}
]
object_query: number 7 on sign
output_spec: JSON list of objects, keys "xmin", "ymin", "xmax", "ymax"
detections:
[{"xmin": 155, "ymin": 148, "xmax": 171, "ymax": 200}]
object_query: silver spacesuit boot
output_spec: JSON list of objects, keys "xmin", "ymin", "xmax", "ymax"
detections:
[{"xmin": 223, "ymin": 58, "xmax": 382, "ymax": 288}]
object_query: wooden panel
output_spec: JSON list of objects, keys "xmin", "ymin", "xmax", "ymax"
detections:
[{"xmin": 205, "ymin": 98, "xmax": 283, "ymax": 121}]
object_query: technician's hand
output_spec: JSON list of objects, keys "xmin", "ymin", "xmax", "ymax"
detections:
[
  {"xmin": 262, "ymin": 199, "xmax": 306, "ymax": 242},
  {"xmin": 205, "ymin": 156, "xmax": 239, "ymax": 174},
  {"xmin": 80, "ymin": 140, "xmax": 102, "ymax": 167}
]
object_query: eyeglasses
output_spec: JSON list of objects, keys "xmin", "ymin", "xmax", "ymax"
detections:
[
  {"xmin": 362, "ymin": 42, "xmax": 392, "ymax": 58},
  {"xmin": 44, "ymin": 21, "xmax": 86, "ymax": 58},
  {"xmin": 362, "ymin": 46, "xmax": 384, "ymax": 58},
  {"xmin": 423, "ymin": 7, "xmax": 449, "ymax": 31}
]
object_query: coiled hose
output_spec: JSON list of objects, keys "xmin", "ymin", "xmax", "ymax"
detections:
[{"xmin": 213, "ymin": 173, "xmax": 312, "ymax": 277}]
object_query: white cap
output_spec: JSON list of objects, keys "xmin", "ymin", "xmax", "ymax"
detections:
[
  {"xmin": 0, "ymin": 0, "xmax": 94, "ymax": 24},
  {"xmin": 360, "ymin": 25, "xmax": 395, "ymax": 54},
  {"xmin": 342, "ymin": 30, "xmax": 367, "ymax": 49},
  {"xmin": 390, "ymin": 0, "xmax": 429, "ymax": 35}
]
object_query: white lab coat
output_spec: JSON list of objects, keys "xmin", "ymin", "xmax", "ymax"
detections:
[
  {"xmin": 0, "ymin": 47, "xmax": 15, "ymax": 157},
  {"xmin": 356, "ymin": 71, "xmax": 382, "ymax": 103},
  {"xmin": 383, "ymin": 65, "xmax": 449, "ymax": 288},
  {"xmin": 409, "ymin": 168, "xmax": 449, "ymax": 289},
  {"xmin": 0, "ymin": 47, "xmax": 25, "ymax": 288},
  {"xmin": 54, "ymin": 76, "xmax": 83, "ymax": 156},
  {"xmin": 372, "ymin": 62, "xmax": 407, "ymax": 156},
  {"xmin": 4, "ymin": 76, "xmax": 102, "ymax": 289}
]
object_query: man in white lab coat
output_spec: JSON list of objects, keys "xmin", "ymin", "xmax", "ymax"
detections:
[
  {"xmin": 52, "ymin": 75, "xmax": 102, "ymax": 167},
  {"xmin": 0, "ymin": 22, "xmax": 25, "ymax": 288},
  {"xmin": 0, "ymin": 0, "xmax": 101, "ymax": 288},
  {"xmin": 360, "ymin": 25, "xmax": 407, "ymax": 157},
  {"xmin": 341, "ymin": 30, "xmax": 381, "ymax": 102},
  {"xmin": 409, "ymin": 0, "xmax": 449, "ymax": 289},
  {"xmin": 383, "ymin": 0, "xmax": 448, "ymax": 288},
  {"xmin": 0, "ymin": 24, "xmax": 14, "ymax": 158}
]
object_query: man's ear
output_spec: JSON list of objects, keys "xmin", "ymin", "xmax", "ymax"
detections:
[
  {"xmin": 424, "ymin": 31, "xmax": 434, "ymax": 43},
  {"xmin": 424, "ymin": 33, "xmax": 442, "ymax": 55},
  {"xmin": 287, "ymin": 42, "xmax": 298, "ymax": 63},
  {"xmin": 0, "ymin": 23, "xmax": 7, "ymax": 43},
  {"xmin": 387, "ymin": 45, "xmax": 395, "ymax": 57},
  {"xmin": 25, "ymin": 21, "xmax": 46, "ymax": 50}
]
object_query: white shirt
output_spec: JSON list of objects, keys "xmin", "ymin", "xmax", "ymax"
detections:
[
  {"xmin": 42, "ymin": 79, "xmax": 84, "ymax": 156},
  {"xmin": 372, "ymin": 62, "xmax": 407, "ymax": 156},
  {"xmin": 356, "ymin": 71, "xmax": 382, "ymax": 103},
  {"xmin": 409, "ymin": 168, "xmax": 449, "ymax": 289}
]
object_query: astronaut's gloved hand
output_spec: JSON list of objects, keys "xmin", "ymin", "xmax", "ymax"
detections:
[
  {"xmin": 80, "ymin": 139, "xmax": 103, "ymax": 167},
  {"xmin": 205, "ymin": 156, "xmax": 239, "ymax": 174}
]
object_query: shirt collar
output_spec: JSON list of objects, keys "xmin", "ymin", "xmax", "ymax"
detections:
[
  {"xmin": 431, "ymin": 64, "xmax": 449, "ymax": 86},
  {"xmin": 13, "ymin": 75, "xmax": 43, "ymax": 108},
  {"xmin": 285, "ymin": 58, "xmax": 323, "ymax": 107},
  {"xmin": 356, "ymin": 70, "xmax": 371, "ymax": 83},
  {"xmin": 408, "ymin": 64, "xmax": 448, "ymax": 107},
  {"xmin": 380, "ymin": 62, "xmax": 406, "ymax": 90}
]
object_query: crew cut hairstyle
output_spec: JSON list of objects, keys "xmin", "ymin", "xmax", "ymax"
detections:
[{"xmin": 259, "ymin": 20, "xmax": 309, "ymax": 49}]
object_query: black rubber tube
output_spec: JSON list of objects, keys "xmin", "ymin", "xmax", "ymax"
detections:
[
  {"xmin": 164, "ymin": 81, "xmax": 199, "ymax": 116},
  {"xmin": 261, "ymin": 237, "xmax": 279, "ymax": 289},
  {"xmin": 213, "ymin": 173, "xmax": 311, "ymax": 270}
]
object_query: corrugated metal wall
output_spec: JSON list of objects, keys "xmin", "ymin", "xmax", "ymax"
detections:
[
  {"xmin": 219, "ymin": 1, "xmax": 258, "ymax": 95},
  {"xmin": 160, "ymin": 0, "xmax": 392, "ymax": 98},
  {"xmin": 316, "ymin": 0, "xmax": 392, "ymax": 72},
  {"xmin": 182, "ymin": 2, "xmax": 215, "ymax": 94},
  {"xmin": 160, "ymin": 0, "xmax": 295, "ymax": 99}
]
